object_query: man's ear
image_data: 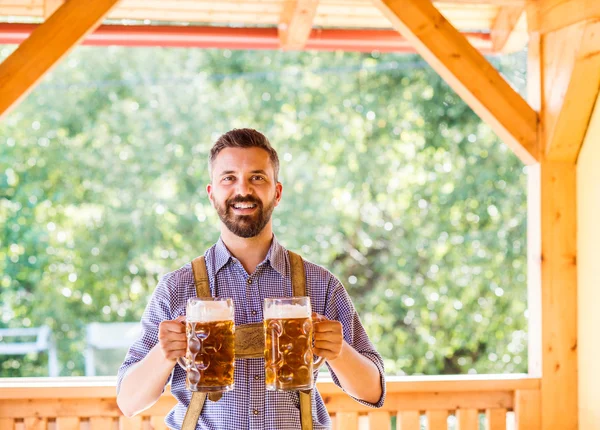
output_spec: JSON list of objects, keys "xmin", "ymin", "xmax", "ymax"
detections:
[
  {"xmin": 274, "ymin": 182, "xmax": 283, "ymax": 207},
  {"xmin": 206, "ymin": 183, "xmax": 215, "ymax": 207}
]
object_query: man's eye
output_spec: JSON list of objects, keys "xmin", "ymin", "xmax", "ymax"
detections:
[
  {"xmin": 252, "ymin": 176, "xmax": 265, "ymax": 181},
  {"xmin": 222, "ymin": 176, "xmax": 234, "ymax": 182}
]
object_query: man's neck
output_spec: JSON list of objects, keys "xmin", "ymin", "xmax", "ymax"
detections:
[{"xmin": 220, "ymin": 225, "xmax": 273, "ymax": 275}]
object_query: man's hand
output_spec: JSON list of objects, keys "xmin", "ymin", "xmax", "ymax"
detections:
[
  {"xmin": 312, "ymin": 313, "xmax": 343, "ymax": 362},
  {"xmin": 158, "ymin": 316, "xmax": 187, "ymax": 362}
]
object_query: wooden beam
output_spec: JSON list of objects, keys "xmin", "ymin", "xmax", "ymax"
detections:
[
  {"xmin": 545, "ymin": 20, "xmax": 600, "ymax": 162},
  {"xmin": 0, "ymin": 0, "xmax": 121, "ymax": 121},
  {"xmin": 44, "ymin": 0, "xmax": 63, "ymax": 19},
  {"xmin": 490, "ymin": 6, "xmax": 528, "ymax": 53},
  {"xmin": 529, "ymin": 0, "xmax": 600, "ymax": 35},
  {"xmin": 278, "ymin": 0, "xmax": 320, "ymax": 50},
  {"xmin": 540, "ymin": 160, "xmax": 577, "ymax": 430},
  {"xmin": 372, "ymin": 0, "xmax": 539, "ymax": 165}
]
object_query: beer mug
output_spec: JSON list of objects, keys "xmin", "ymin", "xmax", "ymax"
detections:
[
  {"xmin": 178, "ymin": 297, "xmax": 235, "ymax": 392},
  {"xmin": 263, "ymin": 297, "xmax": 325, "ymax": 391}
]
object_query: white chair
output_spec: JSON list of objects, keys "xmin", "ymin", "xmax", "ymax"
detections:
[
  {"xmin": 85, "ymin": 322, "xmax": 142, "ymax": 376},
  {"xmin": 0, "ymin": 326, "xmax": 58, "ymax": 376}
]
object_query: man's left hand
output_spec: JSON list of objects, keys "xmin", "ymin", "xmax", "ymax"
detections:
[{"xmin": 312, "ymin": 313, "xmax": 343, "ymax": 362}]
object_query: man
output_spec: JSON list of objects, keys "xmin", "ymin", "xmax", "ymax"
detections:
[{"xmin": 117, "ymin": 128, "xmax": 385, "ymax": 430}]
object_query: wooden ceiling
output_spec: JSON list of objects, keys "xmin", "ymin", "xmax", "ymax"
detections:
[{"xmin": 0, "ymin": 0, "xmax": 526, "ymax": 45}]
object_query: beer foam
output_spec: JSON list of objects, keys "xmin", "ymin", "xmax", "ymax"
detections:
[
  {"xmin": 187, "ymin": 300, "xmax": 233, "ymax": 322},
  {"xmin": 264, "ymin": 303, "xmax": 310, "ymax": 320}
]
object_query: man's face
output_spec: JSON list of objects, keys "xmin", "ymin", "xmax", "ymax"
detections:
[{"xmin": 207, "ymin": 147, "xmax": 282, "ymax": 238}]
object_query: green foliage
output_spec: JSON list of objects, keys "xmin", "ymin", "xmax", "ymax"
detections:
[{"xmin": 0, "ymin": 46, "xmax": 528, "ymax": 376}]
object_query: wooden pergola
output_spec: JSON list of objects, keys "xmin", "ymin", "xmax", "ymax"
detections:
[{"xmin": 0, "ymin": 1, "xmax": 599, "ymax": 429}]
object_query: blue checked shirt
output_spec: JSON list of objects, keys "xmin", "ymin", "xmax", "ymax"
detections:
[{"xmin": 117, "ymin": 236, "xmax": 386, "ymax": 430}]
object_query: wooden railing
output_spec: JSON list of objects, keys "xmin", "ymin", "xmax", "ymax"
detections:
[{"xmin": 0, "ymin": 375, "xmax": 540, "ymax": 429}]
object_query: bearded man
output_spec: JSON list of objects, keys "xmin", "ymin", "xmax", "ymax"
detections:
[{"xmin": 116, "ymin": 128, "xmax": 385, "ymax": 430}]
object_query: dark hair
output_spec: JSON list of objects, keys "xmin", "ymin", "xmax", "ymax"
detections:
[{"xmin": 209, "ymin": 128, "xmax": 280, "ymax": 182}]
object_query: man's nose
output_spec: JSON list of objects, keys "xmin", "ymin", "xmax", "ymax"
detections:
[{"xmin": 235, "ymin": 178, "xmax": 252, "ymax": 195}]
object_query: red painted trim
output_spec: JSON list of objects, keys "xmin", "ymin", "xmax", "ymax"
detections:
[{"xmin": 0, "ymin": 23, "xmax": 492, "ymax": 53}]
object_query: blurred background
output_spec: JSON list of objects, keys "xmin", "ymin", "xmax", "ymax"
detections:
[{"xmin": 0, "ymin": 45, "xmax": 528, "ymax": 378}]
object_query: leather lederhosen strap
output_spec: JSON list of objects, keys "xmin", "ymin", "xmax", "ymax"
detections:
[{"xmin": 181, "ymin": 251, "xmax": 314, "ymax": 430}]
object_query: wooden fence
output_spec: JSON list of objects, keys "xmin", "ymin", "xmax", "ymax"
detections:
[{"xmin": 0, "ymin": 375, "xmax": 540, "ymax": 429}]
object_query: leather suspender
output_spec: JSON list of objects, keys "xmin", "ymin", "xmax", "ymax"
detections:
[{"xmin": 181, "ymin": 251, "xmax": 313, "ymax": 430}]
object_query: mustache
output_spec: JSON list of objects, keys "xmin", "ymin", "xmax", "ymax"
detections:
[{"xmin": 227, "ymin": 195, "xmax": 262, "ymax": 207}]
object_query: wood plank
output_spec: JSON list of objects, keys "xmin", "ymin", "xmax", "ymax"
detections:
[
  {"xmin": 532, "ymin": 0, "xmax": 600, "ymax": 34},
  {"xmin": 490, "ymin": 5, "xmax": 527, "ymax": 53},
  {"xmin": 368, "ymin": 411, "xmax": 390, "ymax": 430},
  {"xmin": 514, "ymin": 389, "xmax": 541, "ymax": 430},
  {"xmin": 55, "ymin": 417, "xmax": 80, "ymax": 430},
  {"xmin": 43, "ymin": 0, "xmax": 62, "ymax": 18},
  {"xmin": 23, "ymin": 417, "xmax": 47, "ymax": 430},
  {"xmin": 485, "ymin": 408, "xmax": 507, "ymax": 430},
  {"xmin": 323, "ymin": 391, "xmax": 513, "ymax": 413},
  {"xmin": 372, "ymin": 0, "xmax": 539, "ymax": 165},
  {"xmin": 396, "ymin": 411, "xmax": 420, "ymax": 430},
  {"xmin": 148, "ymin": 416, "xmax": 167, "ymax": 430},
  {"xmin": 0, "ymin": 0, "xmax": 121, "ymax": 120},
  {"xmin": 456, "ymin": 409, "xmax": 479, "ymax": 430},
  {"xmin": 89, "ymin": 417, "xmax": 114, "ymax": 430},
  {"xmin": 540, "ymin": 160, "xmax": 577, "ymax": 430},
  {"xmin": 0, "ymin": 397, "xmax": 176, "ymax": 419},
  {"xmin": 119, "ymin": 415, "xmax": 143, "ymax": 430},
  {"xmin": 426, "ymin": 410, "xmax": 447, "ymax": 429},
  {"xmin": 335, "ymin": 412, "xmax": 358, "ymax": 430},
  {"xmin": 0, "ymin": 418, "xmax": 14, "ymax": 430},
  {"xmin": 278, "ymin": 0, "xmax": 319, "ymax": 50},
  {"xmin": 0, "ymin": 375, "xmax": 540, "ymax": 399},
  {"xmin": 545, "ymin": 20, "xmax": 600, "ymax": 162}
]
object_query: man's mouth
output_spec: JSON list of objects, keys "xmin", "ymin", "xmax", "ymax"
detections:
[{"xmin": 230, "ymin": 202, "xmax": 258, "ymax": 214}]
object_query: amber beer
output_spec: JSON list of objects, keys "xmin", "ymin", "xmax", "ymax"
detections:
[
  {"xmin": 178, "ymin": 298, "xmax": 235, "ymax": 392},
  {"xmin": 264, "ymin": 297, "xmax": 324, "ymax": 391}
]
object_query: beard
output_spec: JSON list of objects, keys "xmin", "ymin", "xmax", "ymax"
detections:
[{"xmin": 214, "ymin": 194, "xmax": 276, "ymax": 238}]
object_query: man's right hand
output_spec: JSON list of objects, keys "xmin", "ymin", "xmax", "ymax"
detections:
[{"xmin": 158, "ymin": 315, "xmax": 187, "ymax": 362}]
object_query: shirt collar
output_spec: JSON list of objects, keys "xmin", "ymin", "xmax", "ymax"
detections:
[{"xmin": 214, "ymin": 235, "xmax": 287, "ymax": 277}]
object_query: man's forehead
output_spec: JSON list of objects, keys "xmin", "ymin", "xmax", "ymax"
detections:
[{"xmin": 213, "ymin": 147, "xmax": 274, "ymax": 173}]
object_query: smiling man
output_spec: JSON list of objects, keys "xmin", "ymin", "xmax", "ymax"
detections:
[{"xmin": 116, "ymin": 128, "xmax": 386, "ymax": 430}]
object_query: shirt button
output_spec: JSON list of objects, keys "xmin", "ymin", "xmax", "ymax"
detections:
[
  {"xmin": 247, "ymin": 279, "xmax": 252, "ymax": 285},
  {"xmin": 254, "ymin": 375, "xmax": 260, "ymax": 381},
  {"xmin": 251, "ymin": 310, "xmax": 257, "ymax": 316},
  {"xmin": 253, "ymin": 409, "xmax": 259, "ymax": 415}
]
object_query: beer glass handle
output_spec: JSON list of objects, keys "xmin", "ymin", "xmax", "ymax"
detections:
[
  {"xmin": 312, "ymin": 314, "xmax": 327, "ymax": 370},
  {"xmin": 177, "ymin": 356, "xmax": 188, "ymax": 370}
]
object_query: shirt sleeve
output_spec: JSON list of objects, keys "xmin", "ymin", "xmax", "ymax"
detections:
[
  {"xmin": 323, "ymin": 277, "xmax": 386, "ymax": 408},
  {"xmin": 116, "ymin": 272, "xmax": 177, "ymax": 394}
]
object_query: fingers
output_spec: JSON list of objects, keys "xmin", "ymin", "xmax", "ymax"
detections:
[
  {"xmin": 160, "ymin": 320, "xmax": 186, "ymax": 333},
  {"xmin": 314, "ymin": 339, "xmax": 340, "ymax": 350},
  {"xmin": 314, "ymin": 320, "xmax": 342, "ymax": 334}
]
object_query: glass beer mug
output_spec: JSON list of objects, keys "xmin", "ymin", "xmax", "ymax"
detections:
[
  {"xmin": 263, "ymin": 297, "xmax": 325, "ymax": 391},
  {"xmin": 178, "ymin": 297, "xmax": 235, "ymax": 392}
]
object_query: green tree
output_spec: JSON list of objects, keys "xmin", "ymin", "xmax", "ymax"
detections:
[{"xmin": 0, "ymin": 46, "xmax": 527, "ymax": 376}]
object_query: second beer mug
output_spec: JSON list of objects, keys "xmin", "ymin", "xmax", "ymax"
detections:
[
  {"xmin": 264, "ymin": 297, "xmax": 325, "ymax": 391},
  {"xmin": 178, "ymin": 297, "xmax": 235, "ymax": 392}
]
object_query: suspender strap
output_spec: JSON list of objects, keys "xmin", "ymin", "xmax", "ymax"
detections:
[
  {"xmin": 288, "ymin": 251, "xmax": 314, "ymax": 430},
  {"xmin": 183, "ymin": 251, "xmax": 313, "ymax": 430}
]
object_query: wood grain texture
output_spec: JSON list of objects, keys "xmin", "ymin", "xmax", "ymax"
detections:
[
  {"xmin": 490, "ymin": 5, "xmax": 527, "ymax": 52},
  {"xmin": 278, "ymin": 0, "xmax": 319, "ymax": 50},
  {"xmin": 545, "ymin": 20, "xmax": 600, "ymax": 162},
  {"xmin": 426, "ymin": 410, "xmax": 448, "ymax": 429},
  {"xmin": 396, "ymin": 411, "xmax": 420, "ymax": 430},
  {"xmin": 485, "ymin": 408, "xmax": 507, "ymax": 430},
  {"xmin": 456, "ymin": 409, "xmax": 478, "ymax": 430},
  {"xmin": 540, "ymin": 160, "xmax": 577, "ymax": 430}
]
